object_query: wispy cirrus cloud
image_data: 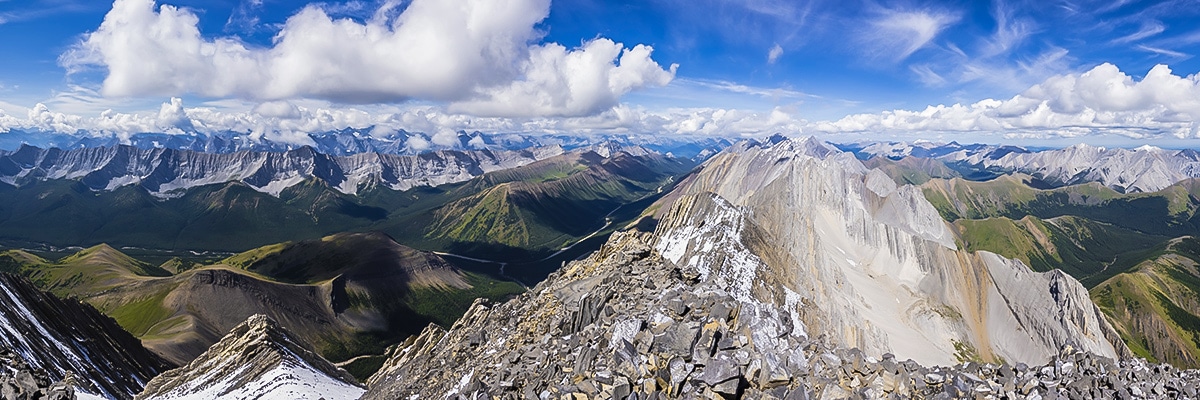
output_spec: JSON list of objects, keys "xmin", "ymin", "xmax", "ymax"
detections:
[
  {"xmin": 683, "ymin": 79, "xmax": 812, "ymax": 100},
  {"xmin": 862, "ymin": 7, "xmax": 959, "ymax": 63},
  {"xmin": 1111, "ymin": 21, "xmax": 1165, "ymax": 44},
  {"xmin": 979, "ymin": 0, "xmax": 1036, "ymax": 58},
  {"xmin": 1135, "ymin": 45, "xmax": 1189, "ymax": 58}
]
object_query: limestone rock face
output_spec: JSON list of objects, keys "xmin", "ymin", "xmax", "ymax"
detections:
[
  {"xmin": 359, "ymin": 230, "xmax": 1186, "ymax": 399},
  {"xmin": 135, "ymin": 314, "xmax": 363, "ymax": 400},
  {"xmin": 0, "ymin": 273, "xmax": 171, "ymax": 400},
  {"xmin": 655, "ymin": 137, "xmax": 1128, "ymax": 365}
]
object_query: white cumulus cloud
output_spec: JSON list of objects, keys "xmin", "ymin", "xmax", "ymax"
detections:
[
  {"xmin": 60, "ymin": 0, "xmax": 676, "ymax": 118},
  {"xmin": 819, "ymin": 63, "xmax": 1200, "ymax": 139},
  {"xmin": 7, "ymin": 63, "xmax": 1199, "ymax": 144}
]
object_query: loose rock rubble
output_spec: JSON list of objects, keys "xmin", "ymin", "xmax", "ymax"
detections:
[
  {"xmin": 792, "ymin": 342, "xmax": 1200, "ymax": 399},
  {"xmin": 363, "ymin": 231, "xmax": 1200, "ymax": 399},
  {"xmin": 1, "ymin": 347, "xmax": 75, "ymax": 400}
]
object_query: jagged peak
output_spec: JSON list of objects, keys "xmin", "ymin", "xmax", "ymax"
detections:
[{"xmin": 136, "ymin": 314, "xmax": 363, "ymax": 400}]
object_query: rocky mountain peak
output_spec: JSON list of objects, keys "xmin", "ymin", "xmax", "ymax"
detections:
[
  {"xmin": 652, "ymin": 139, "xmax": 1125, "ymax": 365},
  {"xmin": 136, "ymin": 314, "xmax": 363, "ymax": 400}
]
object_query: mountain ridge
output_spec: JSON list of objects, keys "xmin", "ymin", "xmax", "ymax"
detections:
[{"xmin": 135, "ymin": 314, "xmax": 364, "ymax": 400}]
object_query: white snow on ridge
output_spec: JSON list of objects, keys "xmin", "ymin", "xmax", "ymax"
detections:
[{"xmin": 148, "ymin": 361, "xmax": 364, "ymax": 400}]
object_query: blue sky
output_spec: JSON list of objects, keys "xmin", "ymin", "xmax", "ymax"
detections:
[{"xmin": 2, "ymin": 0, "xmax": 1200, "ymax": 145}]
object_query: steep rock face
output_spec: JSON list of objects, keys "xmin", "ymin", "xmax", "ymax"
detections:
[
  {"xmin": 0, "ymin": 273, "xmax": 172, "ymax": 399},
  {"xmin": 655, "ymin": 137, "xmax": 1127, "ymax": 365},
  {"xmin": 0, "ymin": 144, "xmax": 560, "ymax": 196},
  {"xmin": 136, "ymin": 314, "xmax": 363, "ymax": 400}
]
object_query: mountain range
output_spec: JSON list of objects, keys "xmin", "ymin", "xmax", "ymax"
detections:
[
  {"xmin": 360, "ymin": 136, "xmax": 1183, "ymax": 399},
  {"xmin": 0, "ymin": 129, "xmax": 732, "ymax": 161},
  {"xmin": 1, "ymin": 135, "xmax": 1199, "ymax": 399},
  {"xmin": 0, "ymin": 142, "xmax": 562, "ymax": 197},
  {"xmin": 0, "ymin": 143, "xmax": 693, "ymax": 263}
]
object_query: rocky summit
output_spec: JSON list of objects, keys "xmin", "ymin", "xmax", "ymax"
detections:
[
  {"xmin": 136, "ymin": 314, "xmax": 364, "ymax": 400},
  {"xmin": 362, "ymin": 231, "xmax": 1200, "ymax": 399}
]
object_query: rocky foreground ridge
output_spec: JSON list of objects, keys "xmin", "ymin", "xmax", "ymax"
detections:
[
  {"xmin": 362, "ymin": 231, "xmax": 1200, "ymax": 399},
  {"xmin": 0, "ymin": 273, "xmax": 171, "ymax": 399}
]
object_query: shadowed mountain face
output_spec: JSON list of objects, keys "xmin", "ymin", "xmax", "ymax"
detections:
[
  {"xmin": 0, "ymin": 232, "xmax": 524, "ymax": 372},
  {"xmin": 0, "ymin": 273, "xmax": 173, "ymax": 399}
]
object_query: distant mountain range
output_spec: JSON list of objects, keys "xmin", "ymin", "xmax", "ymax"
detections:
[
  {"xmin": 0, "ymin": 129, "xmax": 731, "ymax": 161},
  {"xmin": 0, "ymin": 143, "xmax": 694, "ymax": 260},
  {"xmin": 4, "ymin": 134, "xmax": 1200, "ymax": 399},
  {"xmin": 840, "ymin": 140, "xmax": 1200, "ymax": 193}
]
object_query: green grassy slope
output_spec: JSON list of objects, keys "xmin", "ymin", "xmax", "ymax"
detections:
[
  {"xmin": 955, "ymin": 216, "xmax": 1168, "ymax": 286},
  {"xmin": 923, "ymin": 176, "xmax": 1200, "ymax": 237},
  {"xmin": 381, "ymin": 151, "xmax": 693, "ymax": 261},
  {"xmin": 1092, "ymin": 237, "xmax": 1200, "ymax": 367}
]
